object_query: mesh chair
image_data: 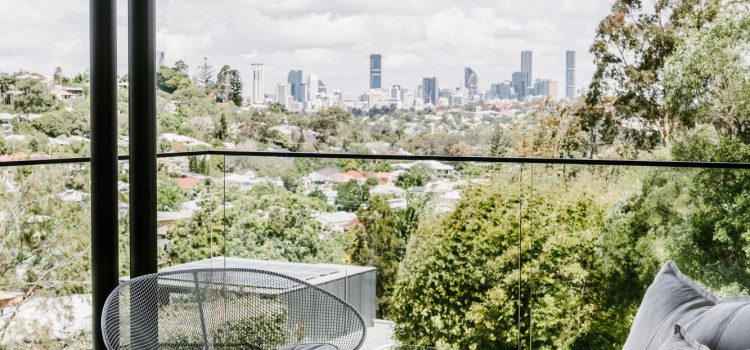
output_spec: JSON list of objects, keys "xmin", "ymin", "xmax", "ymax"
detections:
[{"xmin": 101, "ymin": 268, "xmax": 366, "ymax": 350}]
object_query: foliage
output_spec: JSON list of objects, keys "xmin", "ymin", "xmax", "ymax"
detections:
[
  {"xmin": 31, "ymin": 109, "xmax": 89, "ymax": 137},
  {"xmin": 157, "ymin": 65, "xmax": 192, "ymax": 93},
  {"xmin": 489, "ymin": 125, "xmax": 512, "ymax": 157},
  {"xmin": 665, "ymin": 6, "xmax": 750, "ymax": 143},
  {"xmin": 348, "ymin": 196, "xmax": 405, "ymax": 317},
  {"xmin": 13, "ymin": 79, "xmax": 59, "ymax": 114},
  {"xmin": 587, "ymin": 0, "xmax": 721, "ymax": 147},
  {"xmin": 396, "ymin": 164, "xmax": 432, "ymax": 189},
  {"xmin": 215, "ymin": 65, "xmax": 232, "ymax": 103},
  {"xmin": 229, "ymin": 69, "xmax": 244, "ymax": 107},
  {"xmin": 391, "ymin": 182, "xmax": 632, "ymax": 349},
  {"xmin": 335, "ymin": 180, "xmax": 371, "ymax": 212},
  {"xmin": 167, "ymin": 185, "xmax": 346, "ymax": 266},
  {"xmin": 194, "ymin": 57, "xmax": 215, "ymax": 89},
  {"xmin": 157, "ymin": 175, "xmax": 188, "ymax": 211}
]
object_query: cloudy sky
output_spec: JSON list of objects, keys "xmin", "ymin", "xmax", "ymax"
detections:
[{"xmin": 0, "ymin": 0, "xmax": 613, "ymax": 96}]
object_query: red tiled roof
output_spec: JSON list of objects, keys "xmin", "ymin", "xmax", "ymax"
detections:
[
  {"xmin": 177, "ymin": 177, "xmax": 199, "ymax": 189},
  {"xmin": 344, "ymin": 170, "xmax": 366, "ymax": 181}
]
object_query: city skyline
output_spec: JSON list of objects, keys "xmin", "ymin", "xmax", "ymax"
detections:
[{"xmin": 0, "ymin": 0, "xmax": 612, "ymax": 96}]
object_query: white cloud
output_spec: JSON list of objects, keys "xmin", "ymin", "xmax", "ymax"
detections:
[{"xmin": 0, "ymin": 0, "xmax": 614, "ymax": 97}]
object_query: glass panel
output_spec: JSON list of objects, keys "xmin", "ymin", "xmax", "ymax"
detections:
[
  {"xmin": 220, "ymin": 155, "xmax": 524, "ymax": 348},
  {"xmin": 0, "ymin": 162, "xmax": 92, "ymax": 348},
  {"xmin": 156, "ymin": 155, "xmax": 223, "ymax": 269}
]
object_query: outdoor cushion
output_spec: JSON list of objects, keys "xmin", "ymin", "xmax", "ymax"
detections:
[
  {"xmin": 277, "ymin": 344, "xmax": 339, "ymax": 350},
  {"xmin": 658, "ymin": 325, "xmax": 709, "ymax": 350},
  {"xmin": 623, "ymin": 261, "xmax": 718, "ymax": 350},
  {"xmin": 684, "ymin": 297, "xmax": 750, "ymax": 350}
]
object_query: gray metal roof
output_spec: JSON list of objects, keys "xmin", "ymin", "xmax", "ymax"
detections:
[{"xmin": 161, "ymin": 257, "xmax": 375, "ymax": 286}]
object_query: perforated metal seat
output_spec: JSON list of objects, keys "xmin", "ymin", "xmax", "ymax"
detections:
[{"xmin": 101, "ymin": 268, "xmax": 366, "ymax": 350}]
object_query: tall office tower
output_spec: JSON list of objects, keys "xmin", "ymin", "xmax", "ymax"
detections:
[
  {"xmin": 287, "ymin": 70, "xmax": 304, "ymax": 103},
  {"xmin": 370, "ymin": 54, "xmax": 382, "ymax": 89},
  {"xmin": 389, "ymin": 85, "xmax": 401, "ymax": 100},
  {"xmin": 307, "ymin": 74, "xmax": 319, "ymax": 101},
  {"xmin": 512, "ymin": 71, "xmax": 528, "ymax": 101},
  {"xmin": 532, "ymin": 79, "xmax": 550, "ymax": 96},
  {"xmin": 276, "ymin": 83, "xmax": 291, "ymax": 106},
  {"xmin": 251, "ymin": 63, "xmax": 264, "ymax": 104},
  {"xmin": 318, "ymin": 80, "xmax": 327, "ymax": 95},
  {"xmin": 422, "ymin": 77, "xmax": 439, "ymax": 105},
  {"xmin": 157, "ymin": 51, "xmax": 165, "ymax": 67},
  {"xmin": 465, "ymin": 67, "xmax": 479, "ymax": 95},
  {"xmin": 566, "ymin": 50, "xmax": 576, "ymax": 100},
  {"xmin": 491, "ymin": 82, "xmax": 513, "ymax": 100},
  {"xmin": 521, "ymin": 50, "xmax": 533, "ymax": 87}
]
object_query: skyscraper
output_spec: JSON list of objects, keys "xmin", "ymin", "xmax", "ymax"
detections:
[
  {"xmin": 276, "ymin": 83, "xmax": 291, "ymax": 107},
  {"xmin": 157, "ymin": 51, "xmax": 165, "ymax": 67},
  {"xmin": 287, "ymin": 70, "xmax": 304, "ymax": 103},
  {"xmin": 512, "ymin": 71, "xmax": 528, "ymax": 101},
  {"xmin": 370, "ymin": 54, "xmax": 382, "ymax": 89},
  {"xmin": 491, "ymin": 82, "xmax": 513, "ymax": 100},
  {"xmin": 566, "ymin": 51, "xmax": 576, "ymax": 100},
  {"xmin": 422, "ymin": 77, "xmax": 439, "ymax": 105},
  {"xmin": 307, "ymin": 74, "xmax": 319, "ymax": 102},
  {"xmin": 464, "ymin": 67, "xmax": 479, "ymax": 95},
  {"xmin": 521, "ymin": 50, "xmax": 533, "ymax": 87},
  {"xmin": 251, "ymin": 63, "xmax": 264, "ymax": 105}
]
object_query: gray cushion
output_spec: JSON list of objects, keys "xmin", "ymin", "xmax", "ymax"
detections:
[
  {"xmin": 685, "ymin": 297, "xmax": 750, "ymax": 350},
  {"xmin": 658, "ymin": 325, "xmax": 709, "ymax": 350},
  {"xmin": 623, "ymin": 261, "xmax": 718, "ymax": 350}
]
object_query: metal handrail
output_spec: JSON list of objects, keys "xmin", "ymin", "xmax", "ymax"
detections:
[{"xmin": 1, "ymin": 149, "xmax": 749, "ymax": 169}]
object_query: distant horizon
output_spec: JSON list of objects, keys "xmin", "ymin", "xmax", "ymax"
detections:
[{"xmin": 0, "ymin": 0, "xmax": 614, "ymax": 97}]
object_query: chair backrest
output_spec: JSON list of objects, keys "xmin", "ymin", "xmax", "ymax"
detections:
[{"xmin": 101, "ymin": 268, "xmax": 367, "ymax": 350}]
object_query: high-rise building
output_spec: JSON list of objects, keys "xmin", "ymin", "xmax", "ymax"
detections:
[
  {"xmin": 464, "ymin": 67, "xmax": 479, "ymax": 95},
  {"xmin": 157, "ymin": 51, "xmax": 165, "ymax": 67},
  {"xmin": 251, "ymin": 63, "xmax": 264, "ymax": 105},
  {"xmin": 521, "ymin": 50, "xmax": 533, "ymax": 87},
  {"xmin": 566, "ymin": 50, "xmax": 576, "ymax": 100},
  {"xmin": 276, "ymin": 83, "xmax": 292, "ymax": 107},
  {"xmin": 307, "ymin": 74, "xmax": 319, "ymax": 102},
  {"xmin": 318, "ymin": 80, "xmax": 327, "ymax": 95},
  {"xmin": 491, "ymin": 82, "xmax": 513, "ymax": 100},
  {"xmin": 512, "ymin": 71, "xmax": 528, "ymax": 101},
  {"xmin": 422, "ymin": 77, "xmax": 439, "ymax": 105},
  {"xmin": 532, "ymin": 79, "xmax": 550, "ymax": 96},
  {"xmin": 287, "ymin": 70, "xmax": 304, "ymax": 103},
  {"xmin": 370, "ymin": 54, "xmax": 382, "ymax": 89}
]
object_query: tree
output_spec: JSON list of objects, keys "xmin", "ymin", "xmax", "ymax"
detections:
[
  {"xmin": 0, "ymin": 137, "xmax": 7, "ymax": 155},
  {"xmin": 53, "ymin": 67, "xmax": 63, "ymax": 85},
  {"xmin": 268, "ymin": 103, "xmax": 287, "ymax": 114},
  {"xmin": 32, "ymin": 109, "xmax": 89, "ymax": 137},
  {"xmin": 228, "ymin": 69, "xmax": 244, "ymax": 107},
  {"xmin": 348, "ymin": 196, "xmax": 404, "ymax": 317},
  {"xmin": 13, "ymin": 79, "xmax": 59, "ymax": 114},
  {"xmin": 215, "ymin": 113, "xmax": 229, "ymax": 141},
  {"xmin": 157, "ymin": 66, "xmax": 192, "ymax": 93},
  {"xmin": 395, "ymin": 164, "xmax": 432, "ymax": 189},
  {"xmin": 335, "ymin": 180, "xmax": 371, "ymax": 212},
  {"xmin": 195, "ymin": 57, "xmax": 215, "ymax": 89},
  {"xmin": 215, "ymin": 65, "xmax": 232, "ymax": 103},
  {"xmin": 448, "ymin": 142, "xmax": 472, "ymax": 156},
  {"xmin": 489, "ymin": 126, "xmax": 512, "ymax": 157},
  {"xmin": 665, "ymin": 6, "xmax": 750, "ymax": 143},
  {"xmin": 391, "ymin": 183, "xmax": 630, "ymax": 349},
  {"xmin": 174, "ymin": 60, "xmax": 189, "ymax": 74},
  {"xmin": 587, "ymin": 0, "xmax": 721, "ymax": 147}
]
